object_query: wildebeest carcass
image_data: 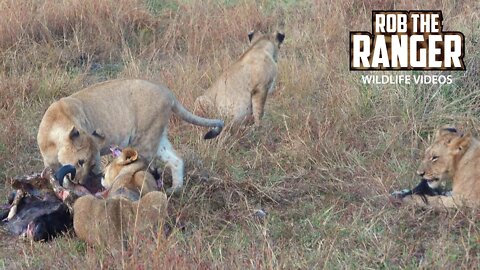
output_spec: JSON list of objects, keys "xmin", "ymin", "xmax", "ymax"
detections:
[{"xmin": 0, "ymin": 166, "xmax": 94, "ymax": 241}]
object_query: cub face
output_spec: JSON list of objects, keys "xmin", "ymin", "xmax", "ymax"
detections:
[
  {"xmin": 103, "ymin": 147, "xmax": 158, "ymax": 199},
  {"xmin": 416, "ymin": 127, "xmax": 471, "ymax": 189},
  {"xmin": 103, "ymin": 147, "xmax": 139, "ymax": 188},
  {"xmin": 57, "ymin": 126, "xmax": 105, "ymax": 185}
]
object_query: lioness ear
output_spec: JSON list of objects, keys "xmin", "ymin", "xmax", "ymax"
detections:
[
  {"xmin": 69, "ymin": 126, "xmax": 80, "ymax": 140},
  {"xmin": 92, "ymin": 129, "xmax": 105, "ymax": 141},
  {"xmin": 120, "ymin": 147, "xmax": 138, "ymax": 164},
  {"xmin": 276, "ymin": 31, "xmax": 285, "ymax": 45},
  {"xmin": 248, "ymin": 30, "xmax": 255, "ymax": 42}
]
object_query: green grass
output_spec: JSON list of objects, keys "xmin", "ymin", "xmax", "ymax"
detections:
[{"xmin": 145, "ymin": 0, "xmax": 180, "ymax": 14}]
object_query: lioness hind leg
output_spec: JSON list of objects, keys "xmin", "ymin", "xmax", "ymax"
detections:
[
  {"xmin": 193, "ymin": 95, "xmax": 215, "ymax": 117},
  {"xmin": 156, "ymin": 134, "xmax": 184, "ymax": 195}
]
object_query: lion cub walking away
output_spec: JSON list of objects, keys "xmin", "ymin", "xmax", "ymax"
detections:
[
  {"xmin": 37, "ymin": 79, "xmax": 224, "ymax": 195},
  {"xmin": 392, "ymin": 126, "xmax": 480, "ymax": 210},
  {"xmin": 195, "ymin": 31, "xmax": 285, "ymax": 127},
  {"xmin": 73, "ymin": 147, "xmax": 166, "ymax": 247}
]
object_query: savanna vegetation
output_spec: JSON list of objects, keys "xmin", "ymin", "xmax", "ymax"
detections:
[{"xmin": 0, "ymin": 0, "xmax": 479, "ymax": 268}]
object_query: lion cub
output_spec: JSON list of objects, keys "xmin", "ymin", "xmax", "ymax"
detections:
[
  {"xmin": 392, "ymin": 126, "xmax": 480, "ymax": 210},
  {"xmin": 73, "ymin": 147, "xmax": 166, "ymax": 247},
  {"xmin": 102, "ymin": 147, "xmax": 158, "ymax": 200},
  {"xmin": 73, "ymin": 191, "xmax": 167, "ymax": 248},
  {"xmin": 195, "ymin": 31, "xmax": 285, "ymax": 127}
]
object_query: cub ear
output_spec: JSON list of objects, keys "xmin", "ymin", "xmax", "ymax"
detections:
[
  {"xmin": 276, "ymin": 31, "xmax": 285, "ymax": 44},
  {"xmin": 449, "ymin": 133, "xmax": 471, "ymax": 154},
  {"xmin": 120, "ymin": 147, "xmax": 138, "ymax": 164},
  {"xmin": 248, "ymin": 30, "xmax": 255, "ymax": 42},
  {"xmin": 435, "ymin": 126, "xmax": 462, "ymax": 144},
  {"xmin": 69, "ymin": 126, "xmax": 80, "ymax": 140}
]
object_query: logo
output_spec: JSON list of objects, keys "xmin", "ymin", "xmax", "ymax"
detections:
[{"xmin": 350, "ymin": 11, "xmax": 465, "ymax": 71}]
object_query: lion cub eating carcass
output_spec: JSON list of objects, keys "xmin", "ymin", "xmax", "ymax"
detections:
[
  {"xmin": 73, "ymin": 191, "xmax": 167, "ymax": 248},
  {"xmin": 102, "ymin": 147, "xmax": 158, "ymax": 200},
  {"xmin": 73, "ymin": 147, "xmax": 166, "ymax": 248}
]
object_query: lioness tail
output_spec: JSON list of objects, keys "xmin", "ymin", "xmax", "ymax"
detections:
[{"xmin": 172, "ymin": 100, "xmax": 224, "ymax": 139}]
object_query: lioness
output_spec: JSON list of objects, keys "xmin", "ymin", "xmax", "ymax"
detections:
[
  {"xmin": 103, "ymin": 147, "xmax": 158, "ymax": 200},
  {"xmin": 393, "ymin": 127, "xmax": 480, "ymax": 209},
  {"xmin": 194, "ymin": 30, "xmax": 285, "ymax": 127},
  {"xmin": 37, "ymin": 79, "xmax": 224, "ymax": 194}
]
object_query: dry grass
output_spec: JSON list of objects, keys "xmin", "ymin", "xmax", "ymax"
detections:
[{"xmin": 0, "ymin": 0, "xmax": 479, "ymax": 269}]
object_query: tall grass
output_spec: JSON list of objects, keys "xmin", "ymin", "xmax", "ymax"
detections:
[{"xmin": 0, "ymin": 0, "xmax": 479, "ymax": 268}]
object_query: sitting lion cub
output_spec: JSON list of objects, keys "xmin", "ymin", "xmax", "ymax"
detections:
[
  {"xmin": 392, "ymin": 126, "xmax": 480, "ymax": 210},
  {"xmin": 73, "ymin": 147, "xmax": 166, "ymax": 247},
  {"xmin": 195, "ymin": 30, "xmax": 285, "ymax": 127},
  {"xmin": 102, "ymin": 147, "xmax": 158, "ymax": 200}
]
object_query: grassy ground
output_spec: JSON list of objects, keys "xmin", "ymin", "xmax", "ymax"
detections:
[{"xmin": 0, "ymin": 0, "xmax": 479, "ymax": 269}]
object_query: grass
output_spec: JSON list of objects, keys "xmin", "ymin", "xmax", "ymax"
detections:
[{"xmin": 0, "ymin": 0, "xmax": 479, "ymax": 269}]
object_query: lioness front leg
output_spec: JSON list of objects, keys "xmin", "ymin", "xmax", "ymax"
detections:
[
  {"xmin": 251, "ymin": 89, "xmax": 268, "ymax": 127},
  {"xmin": 156, "ymin": 134, "xmax": 184, "ymax": 195}
]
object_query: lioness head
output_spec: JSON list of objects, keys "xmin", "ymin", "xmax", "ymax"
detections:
[
  {"xmin": 57, "ymin": 126, "xmax": 105, "ymax": 185},
  {"xmin": 416, "ymin": 127, "xmax": 471, "ymax": 188}
]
